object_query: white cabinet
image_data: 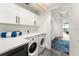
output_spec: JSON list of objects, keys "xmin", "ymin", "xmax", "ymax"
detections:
[
  {"xmin": 33, "ymin": 14, "xmax": 39, "ymax": 26},
  {"xmin": 0, "ymin": 3, "xmax": 39, "ymax": 26},
  {"xmin": 18, "ymin": 7, "xmax": 33, "ymax": 25},
  {"xmin": 0, "ymin": 4, "xmax": 18, "ymax": 24},
  {"xmin": 18, "ymin": 6, "xmax": 39, "ymax": 26}
]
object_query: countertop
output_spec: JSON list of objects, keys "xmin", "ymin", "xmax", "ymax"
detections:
[
  {"xmin": 0, "ymin": 38, "xmax": 29, "ymax": 55},
  {"xmin": 0, "ymin": 32, "xmax": 46, "ymax": 55},
  {"xmin": 18, "ymin": 32, "xmax": 46, "ymax": 39}
]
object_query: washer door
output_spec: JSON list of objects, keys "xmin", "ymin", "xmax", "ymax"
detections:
[
  {"xmin": 40, "ymin": 38, "xmax": 45, "ymax": 46},
  {"xmin": 29, "ymin": 42, "xmax": 37, "ymax": 54}
]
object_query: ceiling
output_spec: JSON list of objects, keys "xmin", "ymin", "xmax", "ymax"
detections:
[
  {"xmin": 51, "ymin": 3, "xmax": 71, "ymax": 24},
  {"xmin": 27, "ymin": 3, "xmax": 63, "ymax": 11},
  {"xmin": 16, "ymin": 3, "xmax": 71, "ymax": 15}
]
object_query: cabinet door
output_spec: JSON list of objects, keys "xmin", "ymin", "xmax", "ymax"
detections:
[
  {"xmin": 0, "ymin": 3, "xmax": 18, "ymax": 24},
  {"xmin": 33, "ymin": 14, "xmax": 39, "ymax": 26},
  {"xmin": 18, "ymin": 7, "xmax": 35, "ymax": 25}
]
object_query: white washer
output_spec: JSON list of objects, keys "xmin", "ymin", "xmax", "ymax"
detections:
[
  {"xmin": 38, "ymin": 33, "xmax": 46, "ymax": 54},
  {"xmin": 27, "ymin": 35, "xmax": 38, "ymax": 56}
]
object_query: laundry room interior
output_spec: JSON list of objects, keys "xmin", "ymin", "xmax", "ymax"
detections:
[{"xmin": 0, "ymin": 3, "xmax": 78, "ymax": 56}]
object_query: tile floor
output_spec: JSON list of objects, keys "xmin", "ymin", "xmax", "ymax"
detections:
[
  {"xmin": 39, "ymin": 48, "xmax": 54, "ymax": 56},
  {"xmin": 38, "ymin": 48, "xmax": 68, "ymax": 56}
]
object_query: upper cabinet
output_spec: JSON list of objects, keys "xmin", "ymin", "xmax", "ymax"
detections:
[
  {"xmin": 0, "ymin": 4, "xmax": 18, "ymax": 24},
  {"xmin": 33, "ymin": 13, "xmax": 39, "ymax": 26},
  {"xmin": 18, "ymin": 6, "xmax": 39, "ymax": 26},
  {"xmin": 18, "ymin": 6, "xmax": 34, "ymax": 25},
  {"xmin": 0, "ymin": 3, "xmax": 39, "ymax": 26}
]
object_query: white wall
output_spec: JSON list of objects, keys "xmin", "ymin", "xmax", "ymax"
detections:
[
  {"xmin": 70, "ymin": 4, "xmax": 79, "ymax": 56},
  {"xmin": 51, "ymin": 9, "xmax": 63, "ymax": 38},
  {"xmin": 52, "ymin": 15, "xmax": 63, "ymax": 37},
  {"xmin": 38, "ymin": 11, "xmax": 51, "ymax": 49},
  {"xmin": 0, "ymin": 24, "xmax": 38, "ymax": 33}
]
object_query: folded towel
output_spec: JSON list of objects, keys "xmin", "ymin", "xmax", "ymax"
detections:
[
  {"xmin": 1, "ymin": 32, "xmax": 7, "ymax": 38},
  {"xmin": 0, "ymin": 31, "xmax": 22, "ymax": 38},
  {"xmin": 11, "ymin": 31, "xmax": 17, "ymax": 37}
]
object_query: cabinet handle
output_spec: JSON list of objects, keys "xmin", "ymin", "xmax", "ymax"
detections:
[
  {"xmin": 16, "ymin": 16, "xmax": 18, "ymax": 23},
  {"xmin": 19, "ymin": 17, "xmax": 20, "ymax": 23},
  {"xmin": 16, "ymin": 16, "xmax": 20, "ymax": 24}
]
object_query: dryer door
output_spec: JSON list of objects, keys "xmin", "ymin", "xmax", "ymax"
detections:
[
  {"xmin": 29, "ymin": 42, "xmax": 37, "ymax": 54},
  {"xmin": 40, "ymin": 38, "xmax": 45, "ymax": 46}
]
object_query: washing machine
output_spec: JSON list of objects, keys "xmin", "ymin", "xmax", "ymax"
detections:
[
  {"xmin": 38, "ymin": 33, "xmax": 46, "ymax": 54},
  {"xmin": 25, "ymin": 35, "xmax": 38, "ymax": 56}
]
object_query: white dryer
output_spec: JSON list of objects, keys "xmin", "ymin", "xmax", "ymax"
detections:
[
  {"xmin": 26, "ymin": 35, "xmax": 38, "ymax": 56},
  {"xmin": 38, "ymin": 33, "xmax": 46, "ymax": 54}
]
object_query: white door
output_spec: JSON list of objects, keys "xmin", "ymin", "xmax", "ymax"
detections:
[
  {"xmin": 33, "ymin": 14, "xmax": 39, "ymax": 26},
  {"xmin": 0, "ymin": 3, "xmax": 18, "ymax": 24},
  {"xmin": 18, "ymin": 6, "xmax": 36, "ymax": 25}
]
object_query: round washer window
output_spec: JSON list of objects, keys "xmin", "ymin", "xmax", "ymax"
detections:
[
  {"xmin": 29, "ymin": 42, "xmax": 37, "ymax": 53},
  {"xmin": 41, "ymin": 38, "xmax": 44, "ymax": 45}
]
